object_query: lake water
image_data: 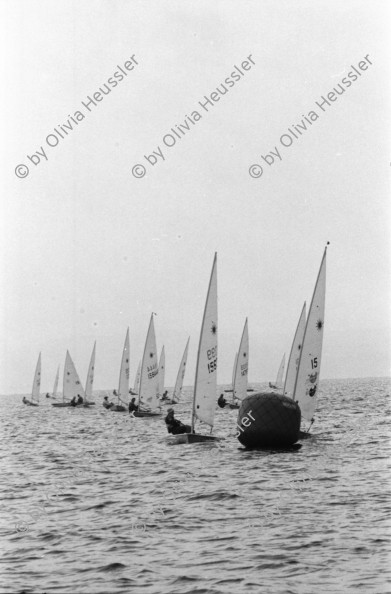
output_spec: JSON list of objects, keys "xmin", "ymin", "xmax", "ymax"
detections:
[{"xmin": 1, "ymin": 377, "xmax": 390, "ymax": 593}]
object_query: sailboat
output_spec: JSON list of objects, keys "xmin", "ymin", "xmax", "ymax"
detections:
[
  {"xmin": 230, "ymin": 318, "xmax": 249, "ymax": 408},
  {"xmin": 130, "ymin": 360, "xmax": 141, "ymax": 395},
  {"xmin": 269, "ymin": 353, "xmax": 286, "ymax": 390},
  {"xmin": 84, "ymin": 342, "xmax": 96, "ymax": 405},
  {"xmin": 52, "ymin": 351, "xmax": 90, "ymax": 407},
  {"xmin": 110, "ymin": 328, "xmax": 130, "ymax": 412},
  {"xmin": 134, "ymin": 314, "xmax": 162, "ymax": 417},
  {"xmin": 170, "ymin": 252, "xmax": 220, "ymax": 444},
  {"xmin": 167, "ymin": 338, "xmax": 190, "ymax": 404},
  {"xmin": 292, "ymin": 245, "xmax": 328, "ymax": 431},
  {"xmin": 23, "ymin": 353, "xmax": 41, "ymax": 406},
  {"xmin": 224, "ymin": 352, "xmax": 237, "ymax": 395},
  {"xmin": 236, "ymin": 245, "xmax": 328, "ymax": 447},
  {"xmin": 283, "ymin": 303, "xmax": 306, "ymax": 399},
  {"xmin": 52, "ymin": 365, "xmax": 59, "ymax": 398},
  {"xmin": 158, "ymin": 346, "xmax": 165, "ymax": 399}
]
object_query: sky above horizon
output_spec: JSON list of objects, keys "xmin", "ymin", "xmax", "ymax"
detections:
[{"xmin": 1, "ymin": 0, "xmax": 390, "ymax": 394}]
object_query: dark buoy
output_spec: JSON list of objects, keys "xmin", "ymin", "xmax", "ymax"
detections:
[{"xmin": 236, "ymin": 392, "xmax": 301, "ymax": 447}]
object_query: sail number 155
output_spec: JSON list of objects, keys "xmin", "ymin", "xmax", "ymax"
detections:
[{"xmin": 207, "ymin": 358, "xmax": 217, "ymax": 373}]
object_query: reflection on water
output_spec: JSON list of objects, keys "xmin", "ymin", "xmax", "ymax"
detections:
[{"xmin": 1, "ymin": 377, "xmax": 390, "ymax": 593}]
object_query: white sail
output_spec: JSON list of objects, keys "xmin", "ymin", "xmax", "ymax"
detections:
[
  {"xmin": 293, "ymin": 247, "xmax": 327, "ymax": 421},
  {"xmin": 231, "ymin": 352, "xmax": 238, "ymax": 389},
  {"xmin": 118, "ymin": 328, "xmax": 130, "ymax": 405},
  {"xmin": 158, "ymin": 346, "xmax": 165, "ymax": 398},
  {"xmin": 192, "ymin": 252, "xmax": 218, "ymax": 431},
  {"xmin": 233, "ymin": 318, "xmax": 249, "ymax": 402},
  {"xmin": 275, "ymin": 353, "xmax": 286, "ymax": 388},
  {"xmin": 139, "ymin": 315, "xmax": 160, "ymax": 411},
  {"xmin": 53, "ymin": 365, "xmax": 59, "ymax": 398},
  {"xmin": 32, "ymin": 353, "xmax": 41, "ymax": 403},
  {"xmin": 172, "ymin": 338, "xmax": 190, "ymax": 402},
  {"xmin": 133, "ymin": 360, "xmax": 141, "ymax": 393},
  {"xmin": 63, "ymin": 351, "xmax": 85, "ymax": 401},
  {"xmin": 85, "ymin": 341, "xmax": 96, "ymax": 400},
  {"xmin": 284, "ymin": 303, "xmax": 306, "ymax": 399}
]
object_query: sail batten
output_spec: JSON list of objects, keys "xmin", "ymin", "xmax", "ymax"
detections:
[
  {"xmin": 293, "ymin": 247, "xmax": 327, "ymax": 421},
  {"xmin": 192, "ymin": 253, "xmax": 218, "ymax": 431}
]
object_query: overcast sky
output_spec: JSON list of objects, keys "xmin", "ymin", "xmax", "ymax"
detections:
[{"xmin": 1, "ymin": 0, "xmax": 390, "ymax": 394}]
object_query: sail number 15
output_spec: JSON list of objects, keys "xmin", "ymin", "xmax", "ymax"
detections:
[{"xmin": 311, "ymin": 357, "xmax": 318, "ymax": 369}]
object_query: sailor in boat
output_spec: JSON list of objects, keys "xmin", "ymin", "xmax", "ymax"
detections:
[
  {"xmin": 103, "ymin": 396, "xmax": 114, "ymax": 409},
  {"xmin": 77, "ymin": 394, "xmax": 84, "ymax": 405},
  {"xmin": 161, "ymin": 390, "xmax": 169, "ymax": 402},
  {"xmin": 164, "ymin": 408, "xmax": 191, "ymax": 435},
  {"xmin": 22, "ymin": 396, "xmax": 28, "ymax": 405},
  {"xmin": 128, "ymin": 397, "xmax": 138, "ymax": 413},
  {"xmin": 45, "ymin": 392, "xmax": 50, "ymax": 399},
  {"xmin": 217, "ymin": 393, "xmax": 227, "ymax": 408},
  {"xmin": 70, "ymin": 396, "xmax": 77, "ymax": 407},
  {"xmin": 269, "ymin": 382, "xmax": 277, "ymax": 389}
]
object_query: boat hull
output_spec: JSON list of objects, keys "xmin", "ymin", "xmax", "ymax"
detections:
[
  {"xmin": 110, "ymin": 405, "xmax": 126, "ymax": 412},
  {"xmin": 133, "ymin": 411, "xmax": 162, "ymax": 418},
  {"xmin": 52, "ymin": 402, "xmax": 92, "ymax": 408},
  {"xmin": 23, "ymin": 400, "xmax": 38, "ymax": 406},
  {"xmin": 167, "ymin": 433, "xmax": 221, "ymax": 445},
  {"xmin": 237, "ymin": 392, "xmax": 301, "ymax": 448}
]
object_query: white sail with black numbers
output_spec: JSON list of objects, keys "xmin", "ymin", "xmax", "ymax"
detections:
[
  {"xmin": 233, "ymin": 318, "xmax": 249, "ymax": 402},
  {"xmin": 118, "ymin": 329, "xmax": 130, "ymax": 406},
  {"xmin": 139, "ymin": 314, "xmax": 160, "ymax": 411},
  {"xmin": 293, "ymin": 246, "xmax": 327, "ymax": 421},
  {"xmin": 32, "ymin": 353, "xmax": 41, "ymax": 404},
  {"xmin": 284, "ymin": 303, "xmax": 306, "ymax": 399},
  {"xmin": 63, "ymin": 351, "xmax": 85, "ymax": 401},
  {"xmin": 192, "ymin": 253, "xmax": 218, "ymax": 430},
  {"xmin": 172, "ymin": 338, "xmax": 190, "ymax": 402}
]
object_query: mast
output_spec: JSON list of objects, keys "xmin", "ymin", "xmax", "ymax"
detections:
[{"xmin": 283, "ymin": 302, "xmax": 306, "ymax": 398}]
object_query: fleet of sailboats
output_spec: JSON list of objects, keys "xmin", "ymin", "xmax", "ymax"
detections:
[{"xmin": 22, "ymin": 247, "xmax": 328, "ymax": 445}]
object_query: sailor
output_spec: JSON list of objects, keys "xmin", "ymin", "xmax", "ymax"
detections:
[
  {"xmin": 164, "ymin": 408, "xmax": 191, "ymax": 435},
  {"xmin": 77, "ymin": 394, "xmax": 84, "ymax": 405},
  {"xmin": 161, "ymin": 390, "xmax": 169, "ymax": 401},
  {"xmin": 45, "ymin": 393, "xmax": 50, "ymax": 399},
  {"xmin": 22, "ymin": 396, "xmax": 28, "ymax": 404},
  {"xmin": 217, "ymin": 393, "xmax": 227, "ymax": 408},
  {"xmin": 103, "ymin": 396, "xmax": 113, "ymax": 409},
  {"xmin": 128, "ymin": 397, "xmax": 138, "ymax": 413},
  {"xmin": 70, "ymin": 396, "xmax": 77, "ymax": 407}
]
